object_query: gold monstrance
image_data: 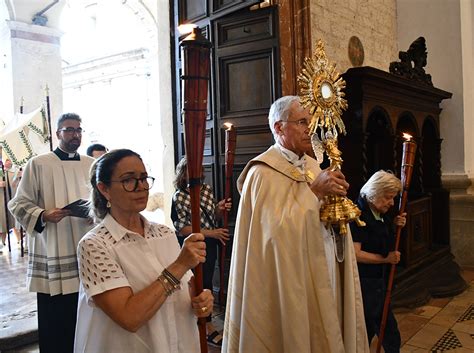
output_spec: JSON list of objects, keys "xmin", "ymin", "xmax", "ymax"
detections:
[{"xmin": 298, "ymin": 40, "xmax": 365, "ymax": 235}]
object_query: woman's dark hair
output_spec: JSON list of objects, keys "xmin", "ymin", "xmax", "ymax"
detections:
[
  {"xmin": 89, "ymin": 149, "xmax": 142, "ymax": 220},
  {"xmin": 173, "ymin": 157, "xmax": 188, "ymax": 191}
]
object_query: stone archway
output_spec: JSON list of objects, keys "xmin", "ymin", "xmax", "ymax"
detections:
[
  {"xmin": 59, "ymin": 0, "xmax": 175, "ymax": 223},
  {"xmin": 2, "ymin": 0, "xmax": 175, "ymax": 224}
]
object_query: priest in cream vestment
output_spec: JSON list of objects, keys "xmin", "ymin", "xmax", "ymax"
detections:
[{"xmin": 222, "ymin": 96, "xmax": 369, "ymax": 353}]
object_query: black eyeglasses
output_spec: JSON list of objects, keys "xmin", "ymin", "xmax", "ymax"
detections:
[
  {"xmin": 110, "ymin": 176, "xmax": 155, "ymax": 192},
  {"xmin": 58, "ymin": 127, "xmax": 84, "ymax": 134}
]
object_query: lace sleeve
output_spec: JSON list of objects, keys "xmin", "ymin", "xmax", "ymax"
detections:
[{"xmin": 78, "ymin": 232, "xmax": 130, "ymax": 301}]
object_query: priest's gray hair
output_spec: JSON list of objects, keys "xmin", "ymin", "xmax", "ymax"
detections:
[
  {"xmin": 268, "ymin": 95, "xmax": 300, "ymax": 140},
  {"xmin": 360, "ymin": 170, "xmax": 402, "ymax": 203},
  {"xmin": 89, "ymin": 149, "xmax": 142, "ymax": 221}
]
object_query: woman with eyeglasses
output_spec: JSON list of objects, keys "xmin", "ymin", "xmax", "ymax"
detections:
[{"xmin": 74, "ymin": 149, "xmax": 213, "ymax": 353}]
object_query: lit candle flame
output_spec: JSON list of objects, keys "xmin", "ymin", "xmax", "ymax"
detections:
[
  {"xmin": 402, "ymin": 133, "xmax": 412, "ymax": 141},
  {"xmin": 223, "ymin": 122, "xmax": 234, "ymax": 130},
  {"xmin": 178, "ymin": 24, "xmax": 197, "ymax": 35}
]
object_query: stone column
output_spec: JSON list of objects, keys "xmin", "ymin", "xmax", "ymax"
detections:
[{"xmin": 7, "ymin": 21, "xmax": 62, "ymax": 142}]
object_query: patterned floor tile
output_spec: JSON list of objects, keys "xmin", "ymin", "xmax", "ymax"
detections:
[
  {"xmin": 406, "ymin": 323, "xmax": 450, "ymax": 349},
  {"xmin": 430, "ymin": 303, "xmax": 472, "ymax": 327},
  {"xmin": 413, "ymin": 305, "xmax": 443, "ymax": 319},
  {"xmin": 452, "ymin": 320, "xmax": 474, "ymax": 335},
  {"xmin": 429, "ymin": 297, "xmax": 453, "ymax": 309},
  {"xmin": 457, "ymin": 305, "xmax": 474, "ymax": 322},
  {"xmin": 460, "ymin": 269, "xmax": 474, "ymax": 284},
  {"xmin": 430, "ymin": 329, "xmax": 462, "ymax": 352},
  {"xmin": 401, "ymin": 344, "xmax": 429, "ymax": 352},
  {"xmin": 452, "ymin": 329, "xmax": 474, "ymax": 350},
  {"xmin": 398, "ymin": 314, "xmax": 430, "ymax": 345}
]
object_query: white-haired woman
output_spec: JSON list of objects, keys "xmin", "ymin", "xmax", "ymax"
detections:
[{"xmin": 350, "ymin": 170, "xmax": 406, "ymax": 353}]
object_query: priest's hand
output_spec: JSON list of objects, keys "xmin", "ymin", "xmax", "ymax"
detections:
[
  {"xmin": 203, "ymin": 228, "xmax": 230, "ymax": 245},
  {"xmin": 310, "ymin": 169, "xmax": 349, "ymax": 199},
  {"xmin": 43, "ymin": 208, "xmax": 72, "ymax": 223},
  {"xmin": 0, "ymin": 181, "xmax": 5, "ymax": 188}
]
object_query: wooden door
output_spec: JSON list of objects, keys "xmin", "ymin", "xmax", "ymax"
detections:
[
  {"xmin": 172, "ymin": 4, "xmax": 280, "ymax": 218},
  {"xmin": 171, "ymin": 3, "xmax": 281, "ymax": 295}
]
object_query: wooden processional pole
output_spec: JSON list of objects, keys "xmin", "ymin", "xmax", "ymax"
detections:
[
  {"xmin": 219, "ymin": 123, "xmax": 236, "ymax": 305},
  {"xmin": 180, "ymin": 26, "xmax": 212, "ymax": 353},
  {"xmin": 376, "ymin": 134, "xmax": 417, "ymax": 353}
]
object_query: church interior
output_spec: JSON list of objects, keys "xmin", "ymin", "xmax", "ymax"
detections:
[{"xmin": 0, "ymin": 0, "xmax": 473, "ymax": 352}]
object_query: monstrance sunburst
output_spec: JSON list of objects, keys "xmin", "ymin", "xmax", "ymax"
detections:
[{"xmin": 298, "ymin": 39, "xmax": 365, "ymax": 237}]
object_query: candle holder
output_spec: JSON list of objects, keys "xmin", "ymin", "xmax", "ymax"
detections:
[
  {"xmin": 377, "ymin": 133, "xmax": 417, "ymax": 353},
  {"xmin": 298, "ymin": 39, "xmax": 365, "ymax": 235},
  {"xmin": 179, "ymin": 25, "xmax": 211, "ymax": 353},
  {"xmin": 220, "ymin": 122, "xmax": 236, "ymax": 305}
]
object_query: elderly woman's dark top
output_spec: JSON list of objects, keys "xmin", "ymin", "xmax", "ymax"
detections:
[{"xmin": 350, "ymin": 196, "xmax": 395, "ymax": 279}]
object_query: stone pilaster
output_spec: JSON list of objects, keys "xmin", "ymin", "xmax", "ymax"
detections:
[
  {"xmin": 7, "ymin": 21, "xmax": 62, "ymax": 134},
  {"xmin": 443, "ymin": 174, "xmax": 474, "ymax": 266}
]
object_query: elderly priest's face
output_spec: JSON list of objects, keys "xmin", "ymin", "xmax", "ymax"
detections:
[{"xmin": 275, "ymin": 101, "xmax": 312, "ymax": 157}]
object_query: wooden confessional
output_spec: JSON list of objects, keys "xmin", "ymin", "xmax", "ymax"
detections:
[{"xmin": 339, "ymin": 66, "xmax": 466, "ymax": 306}]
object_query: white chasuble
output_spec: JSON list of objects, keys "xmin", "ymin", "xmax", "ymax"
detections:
[{"xmin": 223, "ymin": 145, "xmax": 368, "ymax": 353}]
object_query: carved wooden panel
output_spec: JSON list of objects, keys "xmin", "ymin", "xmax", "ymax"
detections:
[
  {"xmin": 219, "ymin": 52, "xmax": 273, "ymax": 116},
  {"xmin": 204, "ymin": 128, "xmax": 214, "ymax": 156},
  {"xmin": 179, "ymin": 0, "xmax": 207, "ymax": 23},
  {"xmin": 173, "ymin": 5, "xmax": 280, "ymax": 198},
  {"xmin": 212, "ymin": 6, "xmax": 279, "ymax": 209},
  {"xmin": 401, "ymin": 197, "xmax": 432, "ymax": 266},
  {"xmin": 203, "ymin": 164, "xmax": 216, "ymax": 190},
  {"xmin": 222, "ymin": 125, "xmax": 273, "ymax": 157},
  {"xmin": 366, "ymin": 108, "xmax": 395, "ymax": 175},
  {"xmin": 178, "ymin": 0, "xmax": 259, "ymax": 24},
  {"xmin": 340, "ymin": 67, "xmax": 462, "ymax": 306},
  {"xmin": 212, "ymin": 0, "xmax": 260, "ymax": 17},
  {"xmin": 216, "ymin": 10, "xmax": 274, "ymax": 47}
]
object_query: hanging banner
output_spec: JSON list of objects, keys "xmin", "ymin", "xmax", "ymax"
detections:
[{"xmin": 0, "ymin": 107, "xmax": 50, "ymax": 166}]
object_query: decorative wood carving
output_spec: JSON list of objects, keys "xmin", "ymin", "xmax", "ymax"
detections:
[
  {"xmin": 389, "ymin": 37, "xmax": 433, "ymax": 86},
  {"xmin": 340, "ymin": 66, "xmax": 465, "ymax": 306}
]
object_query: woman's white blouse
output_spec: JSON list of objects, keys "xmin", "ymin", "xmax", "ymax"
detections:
[{"xmin": 74, "ymin": 214, "xmax": 200, "ymax": 353}]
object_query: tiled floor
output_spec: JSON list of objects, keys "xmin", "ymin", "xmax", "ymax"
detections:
[{"xmin": 2, "ymin": 245, "xmax": 474, "ymax": 353}]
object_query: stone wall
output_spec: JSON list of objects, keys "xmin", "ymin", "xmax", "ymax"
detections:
[{"xmin": 309, "ymin": 0, "xmax": 398, "ymax": 73}]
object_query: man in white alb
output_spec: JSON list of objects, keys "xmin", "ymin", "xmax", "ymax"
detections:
[{"xmin": 9, "ymin": 113, "xmax": 94, "ymax": 353}]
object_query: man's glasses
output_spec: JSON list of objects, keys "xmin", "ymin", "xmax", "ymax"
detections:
[
  {"xmin": 58, "ymin": 127, "xmax": 84, "ymax": 134},
  {"xmin": 110, "ymin": 176, "xmax": 155, "ymax": 192},
  {"xmin": 281, "ymin": 118, "xmax": 310, "ymax": 128}
]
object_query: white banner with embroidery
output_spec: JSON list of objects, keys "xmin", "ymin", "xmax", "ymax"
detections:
[{"xmin": 0, "ymin": 107, "xmax": 50, "ymax": 167}]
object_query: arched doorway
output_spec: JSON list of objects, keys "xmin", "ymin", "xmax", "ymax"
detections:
[{"xmin": 60, "ymin": 0, "xmax": 169, "ymax": 222}]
